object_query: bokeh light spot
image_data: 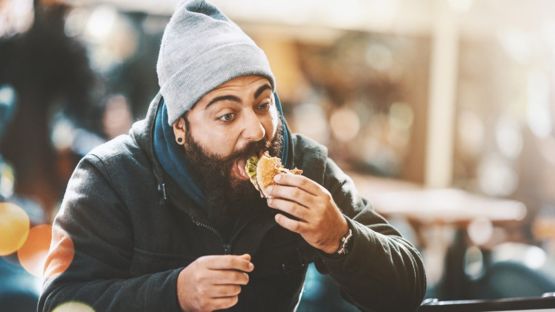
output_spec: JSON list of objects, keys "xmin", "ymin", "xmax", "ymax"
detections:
[
  {"xmin": 17, "ymin": 224, "xmax": 52, "ymax": 277},
  {"xmin": 0, "ymin": 202, "xmax": 30, "ymax": 256},
  {"xmin": 53, "ymin": 301, "xmax": 95, "ymax": 312},
  {"xmin": 330, "ymin": 107, "xmax": 360, "ymax": 142}
]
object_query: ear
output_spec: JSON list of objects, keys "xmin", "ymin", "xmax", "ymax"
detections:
[{"xmin": 172, "ymin": 117, "xmax": 187, "ymax": 143}]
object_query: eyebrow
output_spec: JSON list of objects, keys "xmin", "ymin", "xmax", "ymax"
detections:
[
  {"xmin": 205, "ymin": 95, "xmax": 241, "ymax": 110},
  {"xmin": 254, "ymin": 84, "xmax": 272, "ymax": 99},
  {"xmin": 204, "ymin": 83, "xmax": 273, "ymax": 110}
]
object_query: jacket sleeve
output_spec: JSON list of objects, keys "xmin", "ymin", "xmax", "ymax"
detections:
[
  {"xmin": 315, "ymin": 158, "xmax": 427, "ymax": 312},
  {"xmin": 38, "ymin": 155, "xmax": 182, "ymax": 312}
]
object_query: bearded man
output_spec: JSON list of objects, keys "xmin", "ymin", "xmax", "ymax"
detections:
[{"xmin": 39, "ymin": 1, "xmax": 426, "ymax": 311}]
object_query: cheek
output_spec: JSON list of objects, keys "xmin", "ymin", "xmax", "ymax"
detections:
[
  {"xmin": 199, "ymin": 131, "xmax": 236, "ymax": 155},
  {"xmin": 188, "ymin": 121, "xmax": 237, "ymax": 156}
]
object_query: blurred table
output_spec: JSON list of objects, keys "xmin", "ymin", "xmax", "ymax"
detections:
[
  {"xmin": 348, "ymin": 172, "xmax": 528, "ymax": 299},
  {"xmin": 349, "ymin": 172, "xmax": 526, "ymax": 227}
]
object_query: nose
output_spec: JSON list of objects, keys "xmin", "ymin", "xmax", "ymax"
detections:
[{"xmin": 242, "ymin": 110, "xmax": 265, "ymax": 142}]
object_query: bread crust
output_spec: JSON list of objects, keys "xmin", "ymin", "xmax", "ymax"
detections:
[
  {"xmin": 255, "ymin": 153, "xmax": 303, "ymax": 197},
  {"xmin": 256, "ymin": 155, "xmax": 281, "ymax": 197}
]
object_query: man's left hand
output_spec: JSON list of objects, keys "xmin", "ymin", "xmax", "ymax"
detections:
[{"xmin": 265, "ymin": 174, "xmax": 349, "ymax": 254}]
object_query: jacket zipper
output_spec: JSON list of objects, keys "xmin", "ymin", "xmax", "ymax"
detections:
[
  {"xmin": 157, "ymin": 182, "xmax": 230, "ymax": 254},
  {"xmin": 158, "ymin": 183, "xmax": 256, "ymax": 255},
  {"xmin": 192, "ymin": 217, "xmax": 257, "ymax": 255},
  {"xmin": 192, "ymin": 219, "xmax": 232, "ymax": 254}
]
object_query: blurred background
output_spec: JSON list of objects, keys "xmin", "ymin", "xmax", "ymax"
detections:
[{"xmin": 1, "ymin": 0, "xmax": 555, "ymax": 311}]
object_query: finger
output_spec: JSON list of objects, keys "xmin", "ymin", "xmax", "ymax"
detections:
[
  {"xmin": 209, "ymin": 296, "xmax": 239, "ymax": 311},
  {"xmin": 208, "ymin": 285, "xmax": 242, "ymax": 298},
  {"xmin": 275, "ymin": 213, "xmax": 306, "ymax": 234},
  {"xmin": 267, "ymin": 198, "xmax": 309, "ymax": 222},
  {"xmin": 211, "ymin": 270, "xmax": 250, "ymax": 285},
  {"xmin": 266, "ymin": 185, "xmax": 314, "ymax": 207},
  {"xmin": 273, "ymin": 173, "xmax": 323, "ymax": 195},
  {"xmin": 204, "ymin": 255, "xmax": 254, "ymax": 272}
]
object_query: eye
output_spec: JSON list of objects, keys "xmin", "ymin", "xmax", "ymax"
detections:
[
  {"xmin": 217, "ymin": 113, "xmax": 236, "ymax": 122},
  {"xmin": 256, "ymin": 101, "xmax": 271, "ymax": 112}
]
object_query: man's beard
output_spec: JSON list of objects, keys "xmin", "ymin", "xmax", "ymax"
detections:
[{"xmin": 182, "ymin": 119, "xmax": 284, "ymax": 229}]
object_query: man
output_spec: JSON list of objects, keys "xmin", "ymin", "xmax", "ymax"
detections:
[{"xmin": 39, "ymin": 1, "xmax": 426, "ymax": 311}]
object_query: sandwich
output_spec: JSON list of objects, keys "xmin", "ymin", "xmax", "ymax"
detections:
[{"xmin": 245, "ymin": 152, "xmax": 303, "ymax": 197}]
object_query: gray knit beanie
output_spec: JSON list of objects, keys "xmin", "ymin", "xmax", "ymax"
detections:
[{"xmin": 157, "ymin": 0, "xmax": 276, "ymax": 125}]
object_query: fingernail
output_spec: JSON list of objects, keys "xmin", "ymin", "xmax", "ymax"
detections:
[
  {"xmin": 266, "ymin": 186, "xmax": 273, "ymax": 195},
  {"xmin": 248, "ymin": 262, "xmax": 254, "ymax": 270},
  {"xmin": 274, "ymin": 174, "xmax": 281, "ymax": 182}
]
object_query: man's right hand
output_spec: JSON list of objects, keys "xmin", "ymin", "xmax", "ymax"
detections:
[{"xmin": 177, "ymin": 254, "xmax": 254, "ymax": 312}]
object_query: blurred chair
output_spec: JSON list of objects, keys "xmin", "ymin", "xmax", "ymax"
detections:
[{"xmin": 472, "ymin": 257, "xmax": 555, "ymax": 299}]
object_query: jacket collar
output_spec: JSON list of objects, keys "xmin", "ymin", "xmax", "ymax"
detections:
[{"xmin": 129, "ymin": 92, "xmax": 165, "ymax": 186}]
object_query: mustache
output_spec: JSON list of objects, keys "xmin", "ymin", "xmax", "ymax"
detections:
[
  {"xmin": 219, "ymin": 120, "xmax": 284, "ymax": 163},
  {"xmin": 223, "ymin": 139, "xmax": 270, "ymax": 163}
]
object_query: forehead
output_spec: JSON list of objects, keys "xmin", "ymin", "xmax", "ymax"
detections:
[{"xmin": 188, "ymin": 75, "xmax": 272, "ymax": 114}]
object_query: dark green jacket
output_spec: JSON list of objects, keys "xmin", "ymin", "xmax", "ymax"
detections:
[{"xmin": 39, "ymin": 94, "xmax": 426, "ymax": 311}]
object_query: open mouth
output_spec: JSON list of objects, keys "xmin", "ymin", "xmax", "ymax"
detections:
[
  {"xmin": 233, "ymin": 151, "xmax": 267, "ymax": 180},
  {"xmin": 233, "ymin": 158, "xmax": 250, "ymax": 180}
]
